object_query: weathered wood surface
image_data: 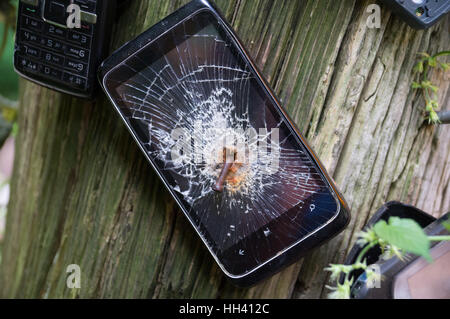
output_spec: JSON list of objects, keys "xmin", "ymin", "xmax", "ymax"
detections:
[{"xmin": 0, "ymin": 0, "xmax": 449, "ymax": 298}]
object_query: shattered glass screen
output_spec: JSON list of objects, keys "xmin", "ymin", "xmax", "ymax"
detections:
[{"xmin": 104, "ymin": 11, "xmax": 339, "ymax": 275}]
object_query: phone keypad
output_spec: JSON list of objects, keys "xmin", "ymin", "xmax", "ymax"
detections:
[{"xmin": 16, "ymin": 0, "xmax": 98, "ymax": 93}]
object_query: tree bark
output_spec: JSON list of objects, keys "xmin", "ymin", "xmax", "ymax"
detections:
[{"xmin": 0, "ymin": 0, "xmax": 448, "ymax": 298}]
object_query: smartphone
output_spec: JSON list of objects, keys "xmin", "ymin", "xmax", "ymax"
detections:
[
  {"xmin": 98, "ymin": 0, "xmax": 350, "ymax": 287},
  {"xmin": 14, "ymin": 0, "xmax": 118, "ymax": 98}
]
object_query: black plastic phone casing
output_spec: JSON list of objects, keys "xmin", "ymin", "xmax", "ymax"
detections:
[
  {"xmin": 14, "ymin": 0, "xmax": 118, "ymax": 99},
  {"xmin": 380, "ymin": 0, "xmax": 450, "ymax": 29}
]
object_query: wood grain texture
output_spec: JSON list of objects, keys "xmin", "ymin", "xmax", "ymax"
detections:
[{"xmin": 0, "ymin": 0, "xmax": 448, "ymax": 299}]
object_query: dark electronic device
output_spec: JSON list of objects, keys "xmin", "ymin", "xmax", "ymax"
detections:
[
  {"xmin": 380, "ymin": 0, "xmax": 450, "ymax": 29},
  {"xmin": 14, "ymin": 0, "xmax": 118, "ymax": 98},
  {"xmin": 344, "ymin": 202, "xmax": 450, "ymax": 299},
  {"xmin": 98, "ymin": 0, "xmax": 350, "ymax": 286}
]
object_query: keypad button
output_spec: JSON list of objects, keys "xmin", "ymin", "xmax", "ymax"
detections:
[
  {"xmin": 64, "ymin": 45, "xmax": 89, "ymax": 62},
  {"xmin": 65, "ymin": 59, "xmax": 88, "ymax": 76},
  {"xmin": 21, "ymin": 16, "xmax": 43, "ymax": 32},
  {"xmin": 18, "ymin": 56, "xmax": 41, "ymax": 73},
  {"xmin": 40, "ymin": 37, "xmax": 65, "ymax": 52},
  {"xmin": 42, "ymin": 51, "xmax": 65, "ymax": 66},
  {"xmin": 42, "ymin": 65, "xmax": 63, "ymax": 80},
  {"xmin": 45, "ymin": 24, "xmax": 67, "ymax": 38},
  {"xmin": 63, "ymin": 72, "xmax": 87, "ymax": 89},
  {"xmin": 67, "ymin": 32, "xmax": 91, "ymax": 48},
  {"xmin": 20, "ymin": 44, "xmax": 41, "ymax": 58},
  {"xmin": 21, "ymin": 30, "xmax": 41, "ymax": 45}
]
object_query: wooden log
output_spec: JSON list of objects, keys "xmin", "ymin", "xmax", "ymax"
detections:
[{"xmin": 0, "ymin": 0, "xmax": 448, "ymax": 298}]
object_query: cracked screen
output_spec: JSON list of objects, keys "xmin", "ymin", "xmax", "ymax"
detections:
[{"xmin": 104, "ymin": 11, "xmax": 339, "ymax": 276}]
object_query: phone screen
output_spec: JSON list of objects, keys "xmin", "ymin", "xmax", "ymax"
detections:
[{"xmin": 103, "ymin": 10, "xmax": 340, "ymax": 276}]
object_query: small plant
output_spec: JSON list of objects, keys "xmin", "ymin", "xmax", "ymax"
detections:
[
  {"xmin": 0, "ymin": 0, "xmax": 16, "ymax": 58},
  {"xmin": 412, "ymin": 51, "xmax": 450, "ymax": 125},
  {"xmin": 325, "ymin": 216, "xmax": 450, "ymax": 299}
]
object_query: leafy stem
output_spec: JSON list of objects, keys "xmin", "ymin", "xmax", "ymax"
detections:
[
  {"xmin": 355, "ymin": 241, "xmax": 377, "ymax": 265},
  {"xmin": 412, "ymin": 51, "xmax": 450, "ymax": 125},
  {"xmin": 325, "ymin": 216, "xmax": 450, "ymax": 299},
  {"xmin": 428, "ymin": 235, "xmax": 450, "ymax": 241}
]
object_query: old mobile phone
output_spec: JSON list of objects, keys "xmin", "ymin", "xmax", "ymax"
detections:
[
  {"xmin": 380, "ymin": 0, "xmax": 450, "ymax": 29},
  {"xmin": 99, "ymin": 0, "xmax": 350, "ymax": 286},
  {"xmin": 14, "ymin": 0, "xmax": 118, "ymax": 98}
]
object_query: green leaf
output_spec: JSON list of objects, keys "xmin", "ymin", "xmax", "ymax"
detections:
[
  {"xmin": 373, "ymin": 217, "xmax": 432, "ymax": 262},
  {"xmin": 414, "ymin": 61, "xmax": 424, "ymax": 74},
  {"xmin": 428, "ymin": 57, "xmax": 437, "ymax": 68}
]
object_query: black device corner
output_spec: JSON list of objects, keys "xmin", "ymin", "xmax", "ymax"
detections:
[{"xmin": 380, "ymin": 0, "xmax": 450, "ymax": 29}]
